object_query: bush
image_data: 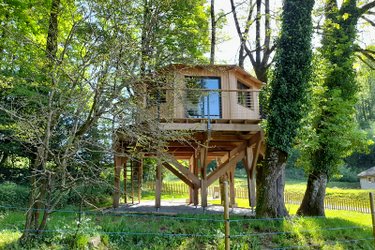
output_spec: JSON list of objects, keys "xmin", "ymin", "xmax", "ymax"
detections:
[
  {"xmin": 331, "ymin": 166, "xmax": 359, "ymax": 183},
  {"xmin": 0, "ymin": 182, "xmax": 29, "ymax": 208}
]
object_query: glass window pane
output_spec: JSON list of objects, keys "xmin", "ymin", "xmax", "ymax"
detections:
[{"xmin": 185, "ymin": 77, "xmax": 221, "ymax": 118}]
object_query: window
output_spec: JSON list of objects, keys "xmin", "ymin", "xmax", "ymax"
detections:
[
  {"xmin": 184, "ymin": 76, "xmax": 221, "ymax": 118},
  {"xmin": 147, "ymin": 77, "xmax": 167, "ymax": 106},
  {"xmin": 237, "ymin": 81, "xmax": 253, "ymax": 109},
  {"xmin": 148, "ymin": 88, "xmax": 166, "ymax": 105}
]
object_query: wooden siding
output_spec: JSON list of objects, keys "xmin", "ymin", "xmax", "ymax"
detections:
[{"xmin": 158, "ymin": 67, "xmax": 262, "ymax": 121}]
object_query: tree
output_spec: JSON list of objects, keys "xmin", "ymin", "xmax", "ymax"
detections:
[
  {"xmin": 230, "ymin": 0, "xmax": 277, "ymax": 81},
  {"xmin": 0, "ymin": 0, "xmax": 210, "ymax": 240},
  {"xmin": 255, "ymin": 0, "xmax": 314, "ymax": 217},
  {"xmin": 139, "ymin": 0, "xmax": 209, "ymax": 73},
  {"xmin": 297, "ymin": 0, "xmax": 375, "ymax": 216}
]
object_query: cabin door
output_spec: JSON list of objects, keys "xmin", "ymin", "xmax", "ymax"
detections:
[{"xmin": 186, "ymin": 77, "xmax": 221, "ymax": 119}]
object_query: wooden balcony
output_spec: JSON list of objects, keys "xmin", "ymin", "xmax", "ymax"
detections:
[{"xmin": 148, "ymin": 88, "xmax": 262, "ymax": 132}]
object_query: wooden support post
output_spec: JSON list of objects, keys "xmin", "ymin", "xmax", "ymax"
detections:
[
  {"xmin": 113, "ymin": 156, "xmax": 122, "ymax": 208},
  {"xmin": 155, "ymin": 159, "xmax": 162, "ymax": 209},
  {"xmin": 200, "ymin": 147, "xmax": 208, "ymax": 208},
  {"xmin": 223, "ymin": 180, "xmax": 230, "ymax": 250},
  {"xmin": 138, "ymin": 158, "xmax": 143, "ymax": 203},
  {"xmin": 370, "ymin": 192, "xmax": 375, "ymax": 247},
  {"xmin": 123, "ymin": 158, "xmax": 128, "ymax": 204},
  {"xmin": 131, "ymin": 160, "xmax": 134, "ymax": 204},
  {"xmin": 201, "ymin": 179, "xmax": 207, "ymax": 208},
  {"xmin": 245, "ymin": 145, "xmax": 257, "ymax": 209},
  {"xmin": 189, "ymin": 155, "xmax": 194, "ymax": 204},
  {"xmin": 193, "ymin": 154, "xmax": 199, "ymax": 206},
  {"xmin": 229, "ymin": 169, "xmax": 236, "ymax": 207}
]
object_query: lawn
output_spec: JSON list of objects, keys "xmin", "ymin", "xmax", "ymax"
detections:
[
  {"xmin": 163, "ymin": 172, "xmax": 370, "ymax": 202},
  {"xmin": 0, "ymin": 179, "xmax": 373, "ymax": 249},
  {"xmin": 0, "ymin": 205, "xmax": 373, "ymax": 250}
]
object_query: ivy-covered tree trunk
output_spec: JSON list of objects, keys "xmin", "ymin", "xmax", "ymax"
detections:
[
  {"xmin": 297, "ymin": 0, "xmax": 375, "ymax": 217},
  {"xmin": 256, "ymin": 148, "xmax": 288, "ymax": 217},
  {"xmin": 256, "ymin": 0, "xmax": 314, "ymax": 217}
]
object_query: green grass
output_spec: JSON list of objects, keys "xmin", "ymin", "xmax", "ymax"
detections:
[
  {"xmin": 0, "ymin": 205, "xmax": 373, "ymax": 250},
  {"xmin": 161, "ymin": 177, "xmax": 369, "ymax": 202},
  {"xmin": 0, "ymin": 179, "xmax": 372, "ymax": 249}
]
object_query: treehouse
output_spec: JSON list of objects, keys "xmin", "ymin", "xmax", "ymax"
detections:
[{"xmin": 113, "ymin": 64, "xmax": 265, "ymax": 210}]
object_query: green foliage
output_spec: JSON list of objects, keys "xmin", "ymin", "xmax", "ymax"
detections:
[
  {"xmin": 0, "ymin": 182, "xmax": 29, "ymax": 208},
  {"xmin": 265, "ymin": 0, "xmax": 314, "ymax": 152},
  {"xmin": 297, "ymin": 1, "xmax": 372, "ymax": 177},
  {"xmin": 0, "ymin": 208, "xmax": 373, "ymax": 249}
]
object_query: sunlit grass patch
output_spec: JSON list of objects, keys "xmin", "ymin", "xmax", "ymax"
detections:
[{"xmin": 0, "ymin": 230, "xmax": 21, "ymax": 249}]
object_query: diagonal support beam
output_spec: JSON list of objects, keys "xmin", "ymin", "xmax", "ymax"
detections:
[
  {"xmin": 229, "ymin": 142, "xmax": 247, "ymax": 158},
  {"xmin": 163, "ymin": 163, "xmax": 195, "ymax": 188},
  {"xmin": 207, "ymin": 151, "xmax": 245, "ymax": 187},
  {"xmin": 248, "ymin": 131, "xmax": 261, "ymax": 147},
  {"xmin": 250, "ymin": 138, "xmax": 262, "ymax": 177},
  {"xmin": 162, "ymin": 154, "xmax": 201, "ymax": 187}
]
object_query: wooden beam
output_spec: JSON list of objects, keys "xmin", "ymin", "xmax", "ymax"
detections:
[
  {"xmin": 250, "ymin": 137, "xmax": 262, "ymax": 175},
  {"xmin": 193, "ymin": 153, "xmax": 199, "ymax": 206},
  {"xmin": 245, "ymin": 147, "xmax": 256, "ymax": 207},
  {"xmin": 189, "ymin": 155, "xmax": 194, "ymax": 204},
  {"xmin": 229, "ymin": 142, "xmax": 247, "ymax": 158},
  {"xmin": 229, "ymin": 169, "xmax": 236, "ymax": 207},
  {"xmin": 248, "ymin": 131, "xmax": 261, "ymax": 147},
  {"xmin": 138, "ymin": 158, "xmax": 143, "ymax": 203},
  {"xmin": 207, "ymin": 151, "xmax": 245, "ymax": 186},
  {"xmin": 200, "ymin": 146, "xmax": 209, "ymax": 208},
  {"xmin": 159, "ymin": 123, "xmax": 261, "ymax": 132},
  {"xmin": 163, "ymin": 163, "xmax": 194, "ymax": 188},
  {"xmin": 113, "ymin": 156, "xmax": 122, "ymax": 208},
  {"xmin": 155, "ymin": 160, "xmax": 162, "ymax": 208},
  {"xmin": 123, "ymin": 157, "xmax": 128, "ymax": 204},
  {"xmin": 163, "ymin": 154, "xmax": 201, "ymax": 187}
]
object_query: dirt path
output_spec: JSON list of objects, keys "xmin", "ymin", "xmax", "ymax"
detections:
[{"xmin": 111, "ymin": 200, "xmax": 254, "ymax": 216}]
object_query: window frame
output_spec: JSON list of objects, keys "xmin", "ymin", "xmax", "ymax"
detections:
[
  {"xmin": 184, "ymin": 76, "xmax": 222, "ymax": 118},
  {"xmin": 237, "ymin": 81, "xmax": 253, "ymax": 110}
]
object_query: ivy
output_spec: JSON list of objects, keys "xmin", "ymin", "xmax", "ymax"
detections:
[{"xmin": 265, "ymin": 0, "xmax": 315, "ymax": 153}]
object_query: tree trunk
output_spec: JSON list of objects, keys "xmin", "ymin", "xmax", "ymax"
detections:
[
  {"xmin": 210, "ymin": 0, "xmax": 215, "ymax": 65},
  {"xmin": 297, "ymin": 171, "xmax": 327, "ymax": 216},
  {"xmin": 256, "ymin": 146, "xmax": 288, "ymax": 217},
  {"xmin": 21, "ymin": 0, "xmax": 60, "ymax": 241}
]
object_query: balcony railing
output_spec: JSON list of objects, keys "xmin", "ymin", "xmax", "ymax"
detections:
[{"xmin": 148, "ymin": 89, "xmax": 261, "ymax": 121}]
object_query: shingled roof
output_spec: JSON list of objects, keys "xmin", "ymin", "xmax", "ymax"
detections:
[{"xmin": 358, "ymin": 166, "xmax": 375, "ymax": 177}]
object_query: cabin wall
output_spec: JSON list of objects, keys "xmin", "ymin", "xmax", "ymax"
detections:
[
  {"xmin": 228, "ymin": 73, "xmax": 260, "ymax": 120},
  {"xmin": 360, "ymin": 177, "xmax": 375, "ymax": 189},
  {"xmin": 158, "ymin": 67, "xmax": 261, "ymax": 120},
  {"xmin": 172, "ymin": 68, "xmax": 231, "ymax": 119}
]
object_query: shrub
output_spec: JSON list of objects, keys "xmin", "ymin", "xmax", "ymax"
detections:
[{"xmin": 0, "ymin": 182, "xmax": 29, "ymax": 208}]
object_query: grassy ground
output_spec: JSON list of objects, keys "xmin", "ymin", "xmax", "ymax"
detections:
[
  {"xmin": 0, "ymin": 204, "xmax": 373, "ymax": 250},
  {"xmin": 164, "ymin": 174, "xmax": 369, "ymax": 202},
  {"xmin": 0, "ymin": 178, "xmax": 373, "ymax": 249}
]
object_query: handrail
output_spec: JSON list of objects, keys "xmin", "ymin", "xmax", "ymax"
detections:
[{"xmin": 155, "ymin": 88, "xmax": 261, "ymax": 93}]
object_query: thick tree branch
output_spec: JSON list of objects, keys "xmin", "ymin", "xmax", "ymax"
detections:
[
  {"xmin": 356, "ymin": 54, "xmax": 375, "ymax": 69},
  {"xmin": 361, "ymin": 16, "xmax": 375, "ymax": 26},
  {"xmin": 255, "ymin": 0, "xmax": 261, "ymax": 64},
  {"xmin": 359, "ymin": 1, "xmax": 375, "ymax": 15}
]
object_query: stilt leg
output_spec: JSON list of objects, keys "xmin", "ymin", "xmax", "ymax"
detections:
[
  {"xmin": 229, "ymin": 169, "xmax": 236, "ymax": 207},
  {"xmin": 138, "ymin": 158, "xmax": 143, "ymax": 203},
  {"xmin": 113, "ymin": 156, "xmax": 122, "ymax": 208},
  {"xmin": 155, "ymin": 160, "xmax": 162, "ymax": 209}
]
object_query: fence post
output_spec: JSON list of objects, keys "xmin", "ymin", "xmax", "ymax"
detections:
[
  {"xmin": 223, "ymin": 181, "xmax": 230, "ymax": 250},
  {"xmin": 370, "ymin": 192, "xmax": 375, "ymax": 247}
]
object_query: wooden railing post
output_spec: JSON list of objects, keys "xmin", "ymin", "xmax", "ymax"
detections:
[
  {"xmin": 223, "ymin": 181, "xmax": 230, "ymax": 250},
  {"xmin": 369, "ymin": 192, "xmax": 375, "ymax": 247}
]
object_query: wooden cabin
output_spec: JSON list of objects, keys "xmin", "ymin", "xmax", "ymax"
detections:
[{"xmin": 113, "ymin": 64, "xmax": 265, "ymax": 209}]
